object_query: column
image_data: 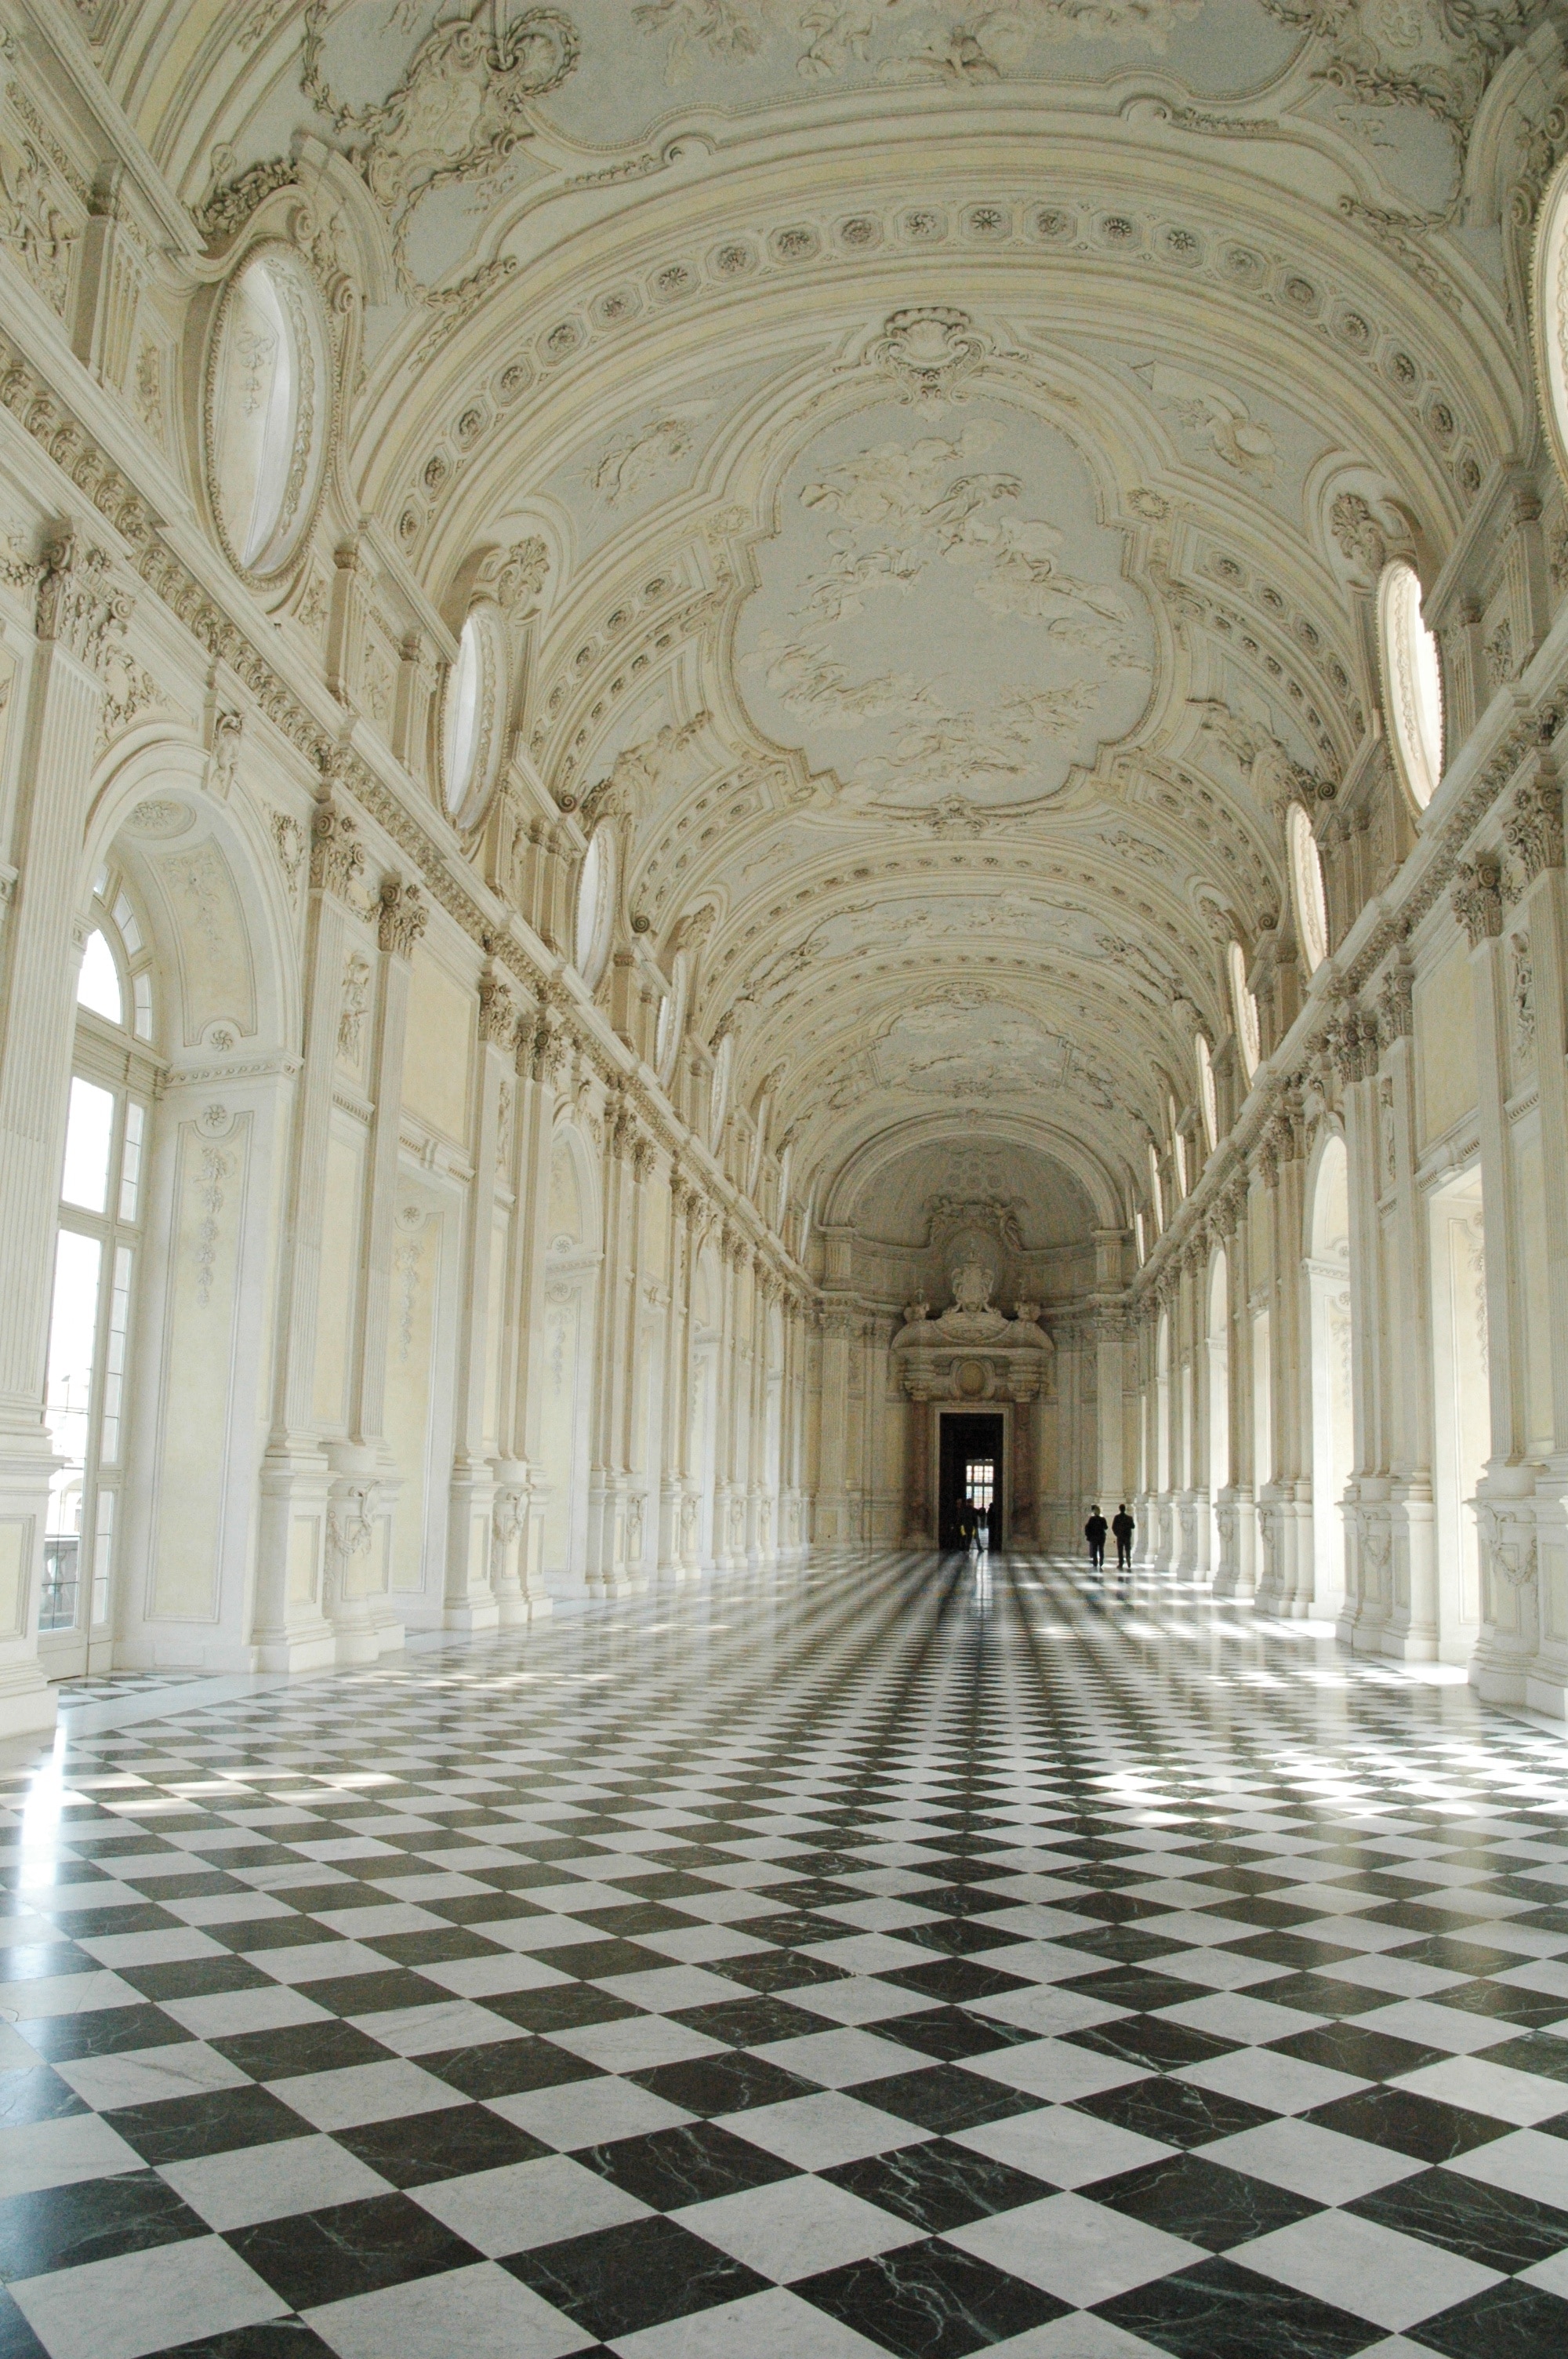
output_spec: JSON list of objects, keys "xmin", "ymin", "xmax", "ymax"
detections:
[
  {"xmin": 1377, "ymin": 961, "xmax": 1440, "ymax": 1656},
  {"xmin": 1257, "ymin": 1089, "xmax": 1314, "ymax": 1616},
  {"xmin": 1010, "ymin": 1374, "xmax": 1040, "ymax": 1548},
  {"xmin": 1211, "ymin": 1178, "xmax": 1254, "ymax": 1598},
  {"xmin": 447, "ymin": 964, "xmax": 516, "ymax": 1633},
  {"xmin": 254, "ymin": 793, "xmax": 365, "ymax": 1672},
  {"xmin": 0, "ymin": 535, "xmax": 130, "ymax": 1732},
  {"xmin": 503, "ymin": 994, "xmax": 564, "ymax": 1613},
  {"xmin": 327, "ymin": 873, "xmax": 426, "ymax": 1661},
  {"xmin": 902, "ymin": 1376, "xmax": 932, "ymax": 1545},
  {"xmin": 1335, "ymin": 1005, "xmax": 1388, "ymax": 1648}
]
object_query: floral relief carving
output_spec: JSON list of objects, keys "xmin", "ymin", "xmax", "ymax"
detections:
[
  {"xmin": 0, "ymin": 140, "xmax": 73, "ymax": 314},
  {"xmin": 338, "ymin": 951, "xmax": 372, "ymax": 1063},
  {"xmin": 1511, "ymin": 933, "xmax": 1536, "ymax": 1066},
  {"xmin": 192, "ymin": 1141, "xmax": 235, "ymax": 1307}
]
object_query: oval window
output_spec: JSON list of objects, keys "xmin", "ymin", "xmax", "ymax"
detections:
[
  {"xmin": 1228, "ymin": 940, "xmax": 1260, "ymax": 1078},
  {"xmin": 1289, "ymin": 803, "xmax": 1329, "ymax": 975},
  {"xmin": 207, "ymin": 249, "xmax": 330, "ymax": 579},
  {"xmin": 575, "ymin": 827, "xmax": 615, "ymax": 991},
  {"xmin": 442, "ymin": 609, "xmax": 505, "ymax": 823},
  {"xmin": 1379, "ymin": 561, "xmax": 1443, "ymax": 809}
]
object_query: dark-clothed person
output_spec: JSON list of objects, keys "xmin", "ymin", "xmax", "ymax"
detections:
[
  {"xmin": 1112, "ymin": 1505, "xmax": 1134, "ymax": 1570},
  {"xmin": 1085, "ymin": 1508, "xmax": 1108, "ymax": 1569}
]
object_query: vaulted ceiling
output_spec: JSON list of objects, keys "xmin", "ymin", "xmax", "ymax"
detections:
[{"xmin": 92, "ymin": 0, "xmax": 1548, "ymax": 1246}]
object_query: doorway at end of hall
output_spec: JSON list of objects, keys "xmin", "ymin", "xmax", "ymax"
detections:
[{"xmin": 938, "ymin": 1412, "xmax": 1004, "ymax": 1550}]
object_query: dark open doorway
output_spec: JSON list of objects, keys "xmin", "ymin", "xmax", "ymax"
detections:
[{"xmin": 938, "ymin": 1412, "xmax": 1004, "ymax": 1550}]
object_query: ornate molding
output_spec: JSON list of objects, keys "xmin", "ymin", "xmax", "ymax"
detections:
[
  {"xmin": 1451, "ymin": 852, "xmax": 1503, "ymax": 947},
  {"xmin": 1504, "ymin": 769, "xmax": 1564, "ymax": 889},
  {"xmin": 477, "ymin": 969, "xmax": 517, "ymax": 1048},
  {"xmin": 377, "ymin": 872, "xmax": 428, "ymax": 958},
  {"xmin": 34, "ymin": 528, "xmax": 130, "ymax": 671},
  {"xmin": 310, "ymin": 799, "xmax": 365, "ymax": 900}
]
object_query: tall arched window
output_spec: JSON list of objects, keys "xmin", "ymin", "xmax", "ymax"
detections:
[
  {"xmin": 574, "ymin": 826, "xmax": 616, "ymax": 993},
  {"xmin": 441, "ymin": 606, "xmax": 506, "ymax": 828},
  {"xmin": 1288, "ymin": 804, "xmax": 1329, "ymax": 975},
  {"xmin": 1379, "ymin": 560, "xmax": 1443, "ymax": 810},
  {"xmin": 1170, "ymin": 1097, "xmax": 1187, "ymax": 1199},
  {"xmin": 47, "ymin": 877, "xmax": 154, "ymax": 1669},
  {"xmin": 1229, "ymin": 940, "xmax": 1261, "ymax": 1078},
  {"xmin": 1148, "ymin": 1141, "xmax": 1164, "ymax": 1234},
  {"xmin": 1196, "ymin": 1032, "xmax": 1218, "ymax": 1150},
  {"xmin": 655, "ymin": 950, "xmax": 688, "ymax": 1089}
]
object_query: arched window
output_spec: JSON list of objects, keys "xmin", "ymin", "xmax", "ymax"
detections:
[
  {"xmin": 1534, "ymin": 156, "xmax": 1568, "ymax": 491},
  {"xmin": 1196, "ymin": 1032, "xmax": 1218, "ymax": 1150},
  {"xmin": 441, "ymin": 607, "xmax": 505, "ymax": 827},
  {"xmin": 1170, "ymin": 1098, "xmax": 1187, "ymax": 1199},
  {"xmin": 1379, "ymin": 560, "xmax": 1443, "ymax": 810},
  {"xmin": 207, "ymin": 248, "xmax": 331, "ymax": 579},
  {"xmin": 1148, "ymin": 1141, "xmax": 1164, "ymax": 1234},
  {"xmin": 49, "ymin": 873, "xmax": 154, "ymax": 1666},
  {"xmin": 710, "ymin": 1033, "xmax": 733, "ymax": 1150},
  {"xmin": 1228, "ymin": 940, "xmax": 1260, "ymax": 1078},
  {"xmin": 1134, "ymin": 1209, "xmax": 1147, "ymax": 1266},
  {"xmin": 574, "ymin": 826, "xmax": 616, "ymax": 993},
  {"xmin": 1288, "ymin": 803, "xmax": 1329, "ymax": 975}
]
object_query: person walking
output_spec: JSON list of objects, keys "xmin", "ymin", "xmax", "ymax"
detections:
[
  {"xmin": 1112, "ymin": 1503, "xmax": 1134, "ymax": 1571},
  {"xmin": 1085, "ymin": 1505, "xmax": 1107, "ymax": 1571}
]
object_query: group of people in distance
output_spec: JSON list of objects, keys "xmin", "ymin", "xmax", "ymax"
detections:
[{"xmin": 1084, "ymin": 1503, "xmax": 1134, "ymax": 1573}]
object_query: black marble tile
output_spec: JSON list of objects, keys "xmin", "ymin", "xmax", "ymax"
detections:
[
  {"xmin": 1222, "ymin": 1932, "xmax": 1364, "ymax": 1972},
  {"xmin": 1408, "ymin": 2276, "xmax": 1568, "ymax": 2357},
  {"xmin": 1069, "ymin": 2013, "xmax": 1240, "ymax": 2074},
  {"xmin": 0, "ymin": 2068, "xmax": 87, "ymax": 2129},
  {"xmin": 607, "ymin": 1869, "xmax": 725, "ymax": 1901},
  {"xmin": 1062, "ymin": 1965, "xmax": 1200, "ymax": 2015},
  {"xmin": 120, "ymin": 1870, "xmax": 245, "ymax": 1901},
  {"xmin": 0, "ymin": 2290, "xmax": 46, "ymax": 2358},
  {"xmin": 876, "ymin": 2005, "xmax": 1037, "ymax": 2065},
  {"xmin": 33, "ymin": 1903, "xmax": 176, "ymax": 1939},
  {"xmin": 226, "ymin": 2190, "xmax": 481, "ymax": 2309},
  {"xmin": 361, "ymin": 1925, "xmax": 509, "ymax": 1968},
  {"xmin": 333, "ymin": 2100, "xmax": 548, "ymax": 2186},
  {"xmin": 1087, "ymin": 2150, "xmax": 1324, "ymax": 2250},
  {"xmin": 17, "ymin": 2002, "xmax": 189, "ymax": 2063},
  {"xmin": 884, "ymin": 1957, "xmax": 1032, "ymax": 2005},
  {"xmin": 569, "ymin": 1900, "xmax": 701, "ymax": 1937},
  {"xmin": 1260, "ymin": 1970, "xmax": 1397, "ymax": 2018},
  {"xmin": 853, "ymin": 2063, "xmax": 1041, "ymax": 2136},
  {"xmin": 578, "ymin": 2119, "xmax": 799, "ymax": 2209},
  {"xmin": 670, "ymin": 1994, "xmax": 834, "ymax": 2048},
  {"xmin": 1305, "ymin": 2085, "xmax": 1509, "ymax": 2161},
  {"xmin": 103, "ymin": 2083, "xmax": 310, "ymax": 2165},
  {"xmin": 716, "ymin": 1949, "xmax": 851, "ymax": 1994},
  {"xmin": 422, "ymin": 2033, "xmax": 601, "ymax": 2099},
  {"xmin": 1073, "ymin": 2074, "xmax": 1273, "ymax": 2150},
  {"xmin": 120, "ymin": 1954, "xmax": 273, "ymax": 2004},
  {"xmin": 162, "ymin": 2317, "xmax": 339, "ymax": 2356},
  {"xmin": 292, "ymin": 1966, "xmax": 445, "ymax": 2018},
  {"xmin": 1347, "ymin": 2165, "xmax": 1568, "ymax": 2274},
  {"xmin": 1434, "ymin": 1981, "xmax": 1568, "ymax": 2032},
  {"xmin": 426, "ymin": 1891, "xmax": 553, "ymax": 1925},
  {"xmin": 215, "ymin": 1915, "xmax": 336, "ymax": 1954},
  {"xmin": 630, "ymin": 2051, "xmax": 818, "ymax": 2117},
  {"xmin": 733, "ymin": 1910, "xmax": 864, "ymax": 1948},
  {"xmin": 1481, "ymin": 2032, "xmax": 1568, "ymax": 2083},
  {"xmin": 1054, "ymin": 1924, "xmax": 1187, "ymax": 1964},
  {"xmin": 796, "ymin": 2237, "xmax": 1066, "ymax": 2357},
  {"xmin": 1270, "ymin": 2019, "xmax": 1446, "ymax": 2081},
  {"xmin": 1399, "ymin": 1939, "xmax": 1540, "ymax": 1976},
  {"xmin": 212, "ymin": 2019, "xmax": 391, "ymax": 2081},
  {"xmin": 0, "ymin": 2168, "xmax": 207, "ymax": 2281},
  {"xmin": 470, "ymin": 1983, "xmax": 638, "ymax": 2034},
  {"xmin": 822, "ymin": 2137, "xmax": 1053, "ymax": 2234},
  {"xmin": 1095, "ymin": 2253, "xmax": 1377, "ymax": 2359},
  {"xmin": 506, "ymin": 2212, "xmax": 769, "ymax": 2340},
  {"xmin": 0, "ymin": 1943, "xmax": 94, "ymax": 1983}
]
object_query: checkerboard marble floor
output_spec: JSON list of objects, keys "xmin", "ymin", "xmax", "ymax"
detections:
[{"xmin": 2, "ymin": 1551, "xmax": 1568, "ymax": 2358}]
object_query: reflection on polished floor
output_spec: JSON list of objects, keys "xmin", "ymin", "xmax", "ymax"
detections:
[{"xmin": 0, "ymin": 1554, "xmax": 1566, "ymax": 2359}]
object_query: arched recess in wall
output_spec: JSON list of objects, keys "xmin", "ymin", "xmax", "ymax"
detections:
[
  {"xmin": 539, "ymin": 1115, "xmax": 600, "ymax": 1578},
  {"xmin": 575, "ymin": 827, "xmax": 617, "ymax": 995},
  {"xmin": 1306, "ymin": 1129, "xmax": 1352, "ymax": 1617},
  {"xmin": 69, "ymin": 743, "xmax": 296, "ymax": 1677},
  {"xmin": 1229, "ymin": 940, "xmax": 1261, "ymax": 1079},
  {"xmin": 1288, "ymin": 805, "xmax": 1329, "ymax": 975}
]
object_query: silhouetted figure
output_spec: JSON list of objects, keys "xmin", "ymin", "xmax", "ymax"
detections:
[
  {"xmin": 1085, "ymin": 1507, "xmax": 1107, "ymax": 1570},
  {"xmin": 1112, "ymin": 1504, "xmax": 1134, "ymax": 1571}
]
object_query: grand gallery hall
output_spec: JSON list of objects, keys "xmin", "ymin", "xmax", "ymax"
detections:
[{"xmin": 5, "ymin": 2, "xmax": 1568, "ymax": 2355}]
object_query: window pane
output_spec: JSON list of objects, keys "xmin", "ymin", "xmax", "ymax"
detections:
[
  {"xmin": 100, "ymin": 1245, "xmax": 133, "ymax": 1465},
  {"xmin": 132, "ymin": 972, "xmax": 153, "ymax": 1043},
  {"xmin": 118, "ymin": 1101, "xmax": 145, "ymax": 1224},
  {"xmin": 112, "ymin": 893, "xmax": 142, "ymax": 955},
  {"xmin": 43, "ymin": 1230, "xmax": 102, "ymax": 1633},
  {"xmin": 61, "ymin": 1078, "xmax": 114, "ymax": 1213},
  {"xmin": 91, "ymin": 1488, "xmax": 114, "ymax": 1628},
  {"xmin": 76, "ymin": 931, "xmax": 122, "ymax": 1025}
]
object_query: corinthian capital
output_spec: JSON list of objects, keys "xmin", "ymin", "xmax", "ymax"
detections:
[
  {"xmin": 1451, "ymin": 854, "xmax": 1502, "ymax": 949},
  {"xmin": 378, "ymin": 874, "xmax": 429, "ymax": 958},
  {"xmin": 35, "ymin": 529, "xmax": 131, "ymax": 672}
]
